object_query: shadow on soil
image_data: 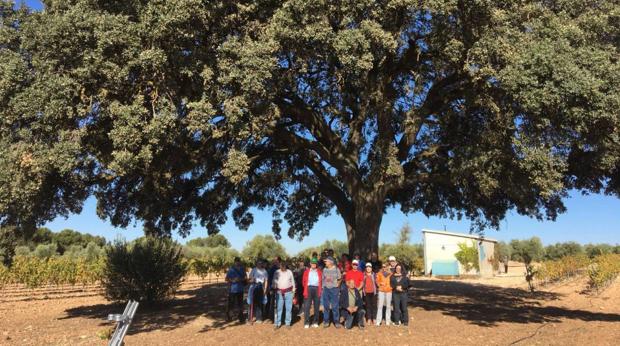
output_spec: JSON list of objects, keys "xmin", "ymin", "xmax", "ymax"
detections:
[
  {"xmin": 62, "ymin": 279, "xmax": 620, "ymax": 335},
  {"xmin": 62, "ymin": 283, "xmax": 249, "ymax": 335},
  {"xmin": 411, "ymin": 279, "xmax": 620, "ymax": 327}
]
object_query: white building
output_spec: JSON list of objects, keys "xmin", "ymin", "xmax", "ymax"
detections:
[{"xmin": 422, "ymin": 229, "xmax": 497, "ymax": 277}]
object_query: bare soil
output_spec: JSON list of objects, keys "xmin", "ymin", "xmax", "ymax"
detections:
[{"xmin": 1, "ymin": 275, "xmax": 618, "ymax": 346}]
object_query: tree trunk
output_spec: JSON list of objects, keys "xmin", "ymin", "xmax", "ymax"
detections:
[{"xmin": 346, "ymin": 194, "xmax": 384, "ymax": 259}]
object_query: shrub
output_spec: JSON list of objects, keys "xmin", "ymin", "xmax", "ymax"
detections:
[
  {"xmin": 455, "ymin": 241, "xmax": 479, "ymax": 273},
  {"xmin": 14, "ymin": 245, "xmax": 31, "ymax": 257},
  {"xmin": 33, "ymin": 243, "xmax": 57, "ymax": 259},
  {"xmin": 588, "ymin": 254, "xmax": 620, "ymax": 291},
  {"xmin": 0, "ymin": 264, "xmax": 11, "ymax": 288},
  {"xmin": 380, "ymin": 243, "xmax": 423, "ymax": 274},
  {"xmin": 535, "ymin": 254, "xmax": 589, "ymax": 285},
  {"xmin": 101, "ymin": 237, "xmax": 187, "ymax": 304},
  {"xmin": 241, "ymin": 235, "xmax": 287, "ymax": 262}
]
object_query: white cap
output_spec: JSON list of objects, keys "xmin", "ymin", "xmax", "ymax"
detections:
[
  {"xmin": 365, "ymin": 263, "xmax": 372, "ymax": 267},
  {"xmin": 352, "ymin": 259, "xmax": 359, "ymax": 265},
  {"xmin": 388, "ymin": 256, "xmax": 396, "ymax": 261}
]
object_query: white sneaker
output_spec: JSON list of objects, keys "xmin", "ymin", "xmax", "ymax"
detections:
[
  {"xmin": 312, "ymin": 323, "xmax": 319, "ymax": 328},
  {"xmin": 375, "ymin": 322, "xmax": 381, "ymax": 326},
  {"xmin": 304, "ymin": 324, "xmax": 310, "ymax": 329},
  {"xmin": 386, "ymin": 322, "xmax": 392, "ymax": 326}
]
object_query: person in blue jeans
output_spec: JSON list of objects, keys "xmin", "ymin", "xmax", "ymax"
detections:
[
  {"xmin": 225, "ymin": 257, "xmax": 247, "ymax": 323},
  {"xmin": 271, "ymin": 261, "xmax": 296, "ymax": 329},
  {"xmin": 321, "ymin": 257, "xmax": 342, "ymax": 328}
]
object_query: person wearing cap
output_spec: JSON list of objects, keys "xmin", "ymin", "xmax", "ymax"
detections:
[
  {"xmin": 339, "ymin": 278, "xmax": 365, "ymax": 330},
  {"xmin": 362, "ymin": 262, "xmax": 377, "ymax": 326},
  {"xmin": 225, "ymin": 257, "xmax": 247, "ymax": 323},
  {"xmin": 353, "ymin": 253, "xmax": 365, "ymax": 272},
  {"xmin": 375, "ymin": 262, "xmax": 393, "ymax": 326},
  {"xmin": 321, "ymin": 256, "xmax": 342, "ymax": 328},
  {"xmin": 388, "ymin": 255, "xmax": 398, "ymax": 272},
  {"xmin": 345, "ymin": 260, "xmax": 364, "ymax": 291},
  {"xmin": 272, "ymin": 261, "xmax": 296, "ymax": 329},
  {"xmin": 302, "ymin": 258, "xmax": 322, "ymax": 328}
]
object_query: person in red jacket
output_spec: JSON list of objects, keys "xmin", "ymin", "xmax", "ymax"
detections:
[
  {"xmin": 302, "ymin": 258, "xmax": 322, "ymax": 328},
  {"xmin": 345, "ymin": 260, "xmax": 364, "ymax": 290}
]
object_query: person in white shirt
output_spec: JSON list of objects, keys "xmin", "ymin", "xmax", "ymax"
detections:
[
  {"xmin": 271, "ymin": 261, "xmax": 296, "ymax": 329},
  {"xmin": 248, "ymin": 259, "xmax": 269, "ymax": 323}
]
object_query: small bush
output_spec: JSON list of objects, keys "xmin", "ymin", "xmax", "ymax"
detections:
[
  {"xmin": 33, "ymin": 244, "xmax": 57, "ymax": 259},
  {"xmin": 102, "ymin": 237, "xmax": 187, "ymax": 304},
  {"xmin": 455, "ymin": 241, "xmax": 479, "ymax": 273},
  {"xmin": 588, "ymin": 254, "xmax": 620, "ymax": 291}
]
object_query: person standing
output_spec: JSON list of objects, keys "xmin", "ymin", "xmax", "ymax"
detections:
[
  {"xmin": 345, "ymin": 259, "xmax": 364, "ymax": 290},
  {"xmin": 302, "ymin": 258, "xmax": 322, "ymax": 328},
  {"xmin": 375, "ymin": 262, "xmax": 393, "ymax": 326},
  {"xmin": 390, "ymin": 264, "xmax": 410, "ymax": 326},
  {"xmin": 321, "ymin": 257, "xmax": 342, "ymax": 328},
  {"xmin": 272, "ymin": 261, "xmax": 296, "ymax": 329},
  {"xmin": 362, "ymin": 263, "xmax": 377, "ymax": 326},
  {"xmin": 225, "ymin": 257, "xmax": 247, "ymax": 323},
  {"xmin": 353, "ymin": 253, "xmax": 365, "ymax": 271},
  {"xmin": 368, "ymin": 252, "xmax": 382, "ymax": 273},
  {"xmin": 339, "ymin": 278, "xmax": 365, "ymax": 329},
  {"xmin": 294, "ymin": 258, "xmax": 306, "ymax": 315},
  {"xmin": 248, "ymin": 259, "xmax": 269, "ymax": 323},
  {"xmin": 266, "ymin": 256, "xmax": 281, "ymax": 321}
]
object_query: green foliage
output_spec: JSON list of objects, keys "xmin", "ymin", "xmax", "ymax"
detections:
[
  {"xmin": 544, "ymin": 242, "xmax": 583, "ymax": 260},
  {"xmin": 33, "ymin": 243, "xmax": 57, "ymax": 259},
  {"xmin": 101, "ymin": 237, "xmax": 187, "ymax": 303},
  {"xmin": 52, "ymin": 229, "xmax": 106, "ymax": 254},
  {"xmin": 0, "ymin": 226, "xmax": 17, "ymax": 266},
  {"xmin": 1, "ymin": 0, "xmax": 618, "ymax": 257},
  {"xmin": 241, "ymin": 235, "xmax": 287, "ymax": 262},
  {"xmin": 588, "ymin": 254, "xmax": 620, "ymax": 291},
  {"xmin": 297, "ymin": 239, "xmax": 349, "ymax": 260},
  {"xmin": 14, "ymin": 245, "xmax": 31, "ymax": 257},
  {"xmin": 496, "ymin": 241, "xmax": 512, "ymax": 262},
  {"xmin": 186, "ymin": 234, "xmax": 231, "ymax": 248},
  {"xmin": 584, "ymin": 243, "xmax": 615, "ymax": 258},
  {"xmin": 510, "ymin": 237, "xmax": 544, "ymax": 264},
  {"xmin": 454, "ymin": 241, "xmax": 480, "ymax": 273}
]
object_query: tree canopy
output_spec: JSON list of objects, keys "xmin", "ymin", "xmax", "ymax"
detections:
[
  {"xmin": 1, "ymin": 0, "xmax": 618, "ymax": 256},
  {"xmin": 186, "ymin": 234, "xmax": 231, "ymax": 248}
]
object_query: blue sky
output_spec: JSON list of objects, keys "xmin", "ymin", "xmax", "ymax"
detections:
[
  {"xmin": 44, "ymin": 191, "xmax": 620, "ymax": 254},
  {"xmin": 24, "ymin": 0, "xmax": 620, "ymax": 253}
]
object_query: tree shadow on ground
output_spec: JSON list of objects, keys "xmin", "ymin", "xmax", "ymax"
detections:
[
  {"xmin": 62, "ymin": 283, "xmax": 242, "ymax": 335},
  {"xmin": 410, "ymin": 279, "xmax": 620, "ymax": 327}
]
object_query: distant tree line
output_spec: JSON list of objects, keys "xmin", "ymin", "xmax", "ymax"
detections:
[{"xmin": 495, "ymin": 237, "xmax": 620, "ymax": 264}]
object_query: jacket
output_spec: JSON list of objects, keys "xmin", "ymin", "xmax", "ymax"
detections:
[
  {"xmin": 302, "ymin": 268, "xmax": 323, "ymax": 298},
  {"xmin": 390, "ymin": 274, "xmax": 410, "ymax": 293},
  {"xmin": 361, "ymin": 272, "xmax": 377, "ymax": 294},
  {"xmin": 339, "ymin": 285, "xmax": 363, "ymax": 311},
  {"xmin": 376, "ymin": 270, "xmax": 393, "ymax": 293}
]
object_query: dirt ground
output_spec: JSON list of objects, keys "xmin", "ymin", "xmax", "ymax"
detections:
[{"xmin": 1, "ymin": 275, "xmax": 619, "ymax": 346}]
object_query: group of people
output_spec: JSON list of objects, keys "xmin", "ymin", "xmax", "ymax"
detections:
[{"xmin": 225, "ymin": 249, "xmax": 410, "ymax": 330}]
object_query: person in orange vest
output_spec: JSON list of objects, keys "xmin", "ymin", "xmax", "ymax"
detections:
[{"xmin": 375, "ymin": 262, "xmax": 393, "ymax": 326}]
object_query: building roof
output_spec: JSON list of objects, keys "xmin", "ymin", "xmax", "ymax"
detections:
[{"xmin": 421, "ymin": 229, "xmax": 498, "ymax": 243}]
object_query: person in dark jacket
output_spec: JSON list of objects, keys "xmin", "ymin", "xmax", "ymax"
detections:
[
  {"xmin": 390, "ymin": 264, "xmax": 410, "ymax": 326},
  {"xmin": 339, "ymin": 278, "xmax": 365, "ymax": 329}
]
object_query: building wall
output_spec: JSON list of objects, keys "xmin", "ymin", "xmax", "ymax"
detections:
[
  {"xmin": 478, "ymin": 240, "xmax": 496, "ymax": 277},
  {"xmin": 423, "ymin": 232, "xmax": 496, "ymax": 277}
]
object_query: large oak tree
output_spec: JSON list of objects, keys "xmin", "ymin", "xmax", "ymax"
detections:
[{"xmin": 1, "ymin": 0, "xmax": 619, "ymax": 256}]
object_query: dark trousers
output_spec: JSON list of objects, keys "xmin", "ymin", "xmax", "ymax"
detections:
[
  {"xmin": 393, "ymin": 292, "xmax": 408, "ymax": 325},
  {"xmin": 304, "ymin": 286, "xmax": 320, "ymax": 324},
  {"xmin": 363, "ymin": 293, "xmax": 377, "ymax": 321},
  {"xmin": 250, "ymin": 286, "xmax": 265, "ymax": 321},
  {"xmin": 229, "ymin": 292, "xmax": 244, "ymax": 322},
  {"xmin": 341, "ymin": 308, "xmax": 365, "ymax": 329}
]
